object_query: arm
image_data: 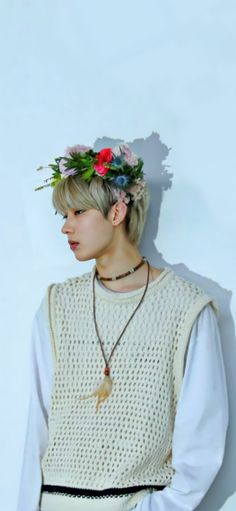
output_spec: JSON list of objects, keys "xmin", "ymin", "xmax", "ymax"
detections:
[
  {"xmin": 135, "ymin": 303, "xmax": 229, "ymax": 511},
  {"xmin": 16, "ymin": 298, "xmax": 54, "ymax": 511}
]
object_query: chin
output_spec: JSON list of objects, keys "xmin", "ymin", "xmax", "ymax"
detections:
[
  {"xmin": 74, "ymin": 245, "xmax": 104, "ymax": 262},
  {"xmin": 74, "ymin": 252, "xmax": 93, "ymax": 262}
]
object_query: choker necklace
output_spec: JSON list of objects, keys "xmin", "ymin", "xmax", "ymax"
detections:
[{"xmin": 95, "ymin": 255, "xmax": 147, "ymax": 281}]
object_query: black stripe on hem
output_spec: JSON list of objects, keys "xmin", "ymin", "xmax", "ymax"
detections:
[{"xmin": 41, "ymin": 484, "xmax": 166, "ymax": 498}]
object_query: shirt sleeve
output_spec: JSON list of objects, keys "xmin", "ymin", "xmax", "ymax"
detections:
[
  {"xmin": 16, "ymin": 298, "xmax": 54, "ymax": 511},
  {"xmin": 134, "ymin": 303, "xmax": 229, "ymax": 511}
]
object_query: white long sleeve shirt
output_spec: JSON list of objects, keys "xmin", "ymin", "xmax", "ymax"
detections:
[{"xmin": 16, "ymin": 296, "xmax": 229, "ymax": 511}]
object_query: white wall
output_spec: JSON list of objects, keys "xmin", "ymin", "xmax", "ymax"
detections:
[{"xmin": 0, "ymin": 1, "xmax": 235, "ymax": 510}]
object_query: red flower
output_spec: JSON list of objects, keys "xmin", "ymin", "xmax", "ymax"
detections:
[
  {"xmin": 94, "ymin": 164, "xmax": 110, "ymax": 176},
  {"xmin": 97, "ymin": 148, "xmax": 113, "ymax": 165},
  {"xmin": 94, "ymin": 147, "xmax": 113, "ymax": 176}
]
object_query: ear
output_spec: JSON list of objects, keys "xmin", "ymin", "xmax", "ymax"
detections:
[{"xmin": 110, "ymin": 201, "xmax": 128, "ymax": 226}]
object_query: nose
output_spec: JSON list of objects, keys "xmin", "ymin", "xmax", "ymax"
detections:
[{"xmin": 61, "ymin": 217, "xmax": 74, "ymax": 235}]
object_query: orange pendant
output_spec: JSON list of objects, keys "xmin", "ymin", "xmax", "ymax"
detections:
[{"xmin": 80, "ymin": 374, "xmax": 113, "ymax": 413}]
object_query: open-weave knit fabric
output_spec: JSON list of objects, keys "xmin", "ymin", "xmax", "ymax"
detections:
[{"xmin": 41, "ymin": 266, "xmax": 218, "ymax": 499}]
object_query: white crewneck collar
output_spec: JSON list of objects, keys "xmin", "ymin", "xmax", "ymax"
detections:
[{"xmin": 90, "ymin": 265, "xmax": 173, "ymax": 302}]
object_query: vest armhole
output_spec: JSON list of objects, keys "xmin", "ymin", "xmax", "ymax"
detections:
[
  {"xmin": 42, "ymin": 283, "xmax": 58, "ymax": 366},
  {"xmin": 173, "ymin": 295, "xmax": 220, "ymax": 405}
]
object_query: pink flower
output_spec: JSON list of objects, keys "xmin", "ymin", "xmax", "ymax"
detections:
[
  {"xmin": 112, "ymin": 143, "xmax": 139, "ymax": 166},
  {"xmin": 112, "ymin": 188, "xmax": 131, "ymax": 204},
  {"xmin": 129, "ymin": 178, "xmax": 146, "ymax": 201},
  {"xmin": 64, "ymin": 144, "xmax": 91, "ymax": 156},
  {"xmin": 120, "ymin": 144, "xmax": 139, "ymax": 166},
  {"xmin": 119, "ymin": 144, "xmax": 130, "ymax": 153},
  {"xmin": 112, "ymin": 145, "xmax": 122, "ymax": 157},
  {"xmin": 124, "ymin": 153, "xmax": 139, "ymax": 166}
]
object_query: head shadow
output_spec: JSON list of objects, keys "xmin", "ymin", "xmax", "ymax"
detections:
[{"xmin": 94, "ymin": 131, "xmax": 234, "ymax": 511}]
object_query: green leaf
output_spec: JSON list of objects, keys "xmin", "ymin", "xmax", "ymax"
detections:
[{"xmin": 82, "ymin": 167, "xmax": 94, "ymax": 180}]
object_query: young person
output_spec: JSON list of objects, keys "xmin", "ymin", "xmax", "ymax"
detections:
[{"xmin": 17, "ymin": 143, "xmax": 229, "ymax": 511}]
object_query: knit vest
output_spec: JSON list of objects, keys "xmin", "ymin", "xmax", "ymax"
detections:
[{"xmin": 41, "ymin": 265, "xmax": 218, "ymax": 501}]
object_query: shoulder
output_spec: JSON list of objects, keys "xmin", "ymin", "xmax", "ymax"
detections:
[
  {"xmin": 166, "ymin": 267, "xmax": 219, "ymax": 317},
  {"xmin": 47, "ymin": 269, "xmax": 92, "ymax": 297}
]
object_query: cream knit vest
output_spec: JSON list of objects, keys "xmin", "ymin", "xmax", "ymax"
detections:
[{"xmin": 41, "ymin": 265, "xmax": 218, "ymax": 501}]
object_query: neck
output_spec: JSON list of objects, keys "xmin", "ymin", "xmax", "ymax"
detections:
[{"xmin": 95, "ymin": 246, "xmax": 149, "ymax": 292}]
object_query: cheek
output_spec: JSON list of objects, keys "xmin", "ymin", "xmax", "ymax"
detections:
[{"xmin": 84, "ymin": 217, "xmax": 112, "ymax": 241}]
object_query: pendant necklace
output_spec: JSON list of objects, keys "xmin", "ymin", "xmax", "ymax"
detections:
[{"xmin": 79, "ymin": 256, "xmax": 150, "ymax": 413}]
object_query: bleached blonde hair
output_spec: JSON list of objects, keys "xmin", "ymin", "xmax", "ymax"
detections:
[{"xmin": 52, "ymin": 175, "xmax": 150, "ymax": 246}]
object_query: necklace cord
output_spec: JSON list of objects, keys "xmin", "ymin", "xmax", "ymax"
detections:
[{"xmin": 92, "ymin": 259, "xmax": 150, "ymax": 369}]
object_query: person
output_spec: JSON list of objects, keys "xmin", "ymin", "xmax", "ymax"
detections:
[{"xmin": 16, "ymin": 143, "xmax": 229, "ymax": 511}]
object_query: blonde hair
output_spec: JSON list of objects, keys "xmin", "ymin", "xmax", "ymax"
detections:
[{"xmin": 52, "ymin": 175, "xmax": 150, "ymax": 246}]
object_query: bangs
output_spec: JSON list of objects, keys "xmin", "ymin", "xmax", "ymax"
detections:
[{"xmin": 52, "ymin": 175, "xmax": 98, "ymax": 216}]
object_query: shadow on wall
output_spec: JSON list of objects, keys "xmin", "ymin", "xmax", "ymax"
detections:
[
  {"xmin": 94, "ymin": 132, "xmax": 235, "ymax": 511},
  {"xmin": 94, "ymin": 131, "xmax": 173, "ymax": 265}
]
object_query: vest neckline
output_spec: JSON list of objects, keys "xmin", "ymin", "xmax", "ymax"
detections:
[{"xmin": 90, "ymin": 265, "xmax": 173, "ymax": 301}]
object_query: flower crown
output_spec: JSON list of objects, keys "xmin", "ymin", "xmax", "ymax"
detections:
[{"xmin": 35, "ymin": 143, "xmax": 146, "ymax": 204}]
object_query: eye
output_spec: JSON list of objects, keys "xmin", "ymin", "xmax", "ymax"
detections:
[{"xmin": 62, "ymin": 210, "xmax": 83, "ymax": 219}]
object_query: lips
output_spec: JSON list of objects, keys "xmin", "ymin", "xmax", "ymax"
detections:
[{"xmin": 68, "ymin": 241, "xmax": 80, "ymax": 250}]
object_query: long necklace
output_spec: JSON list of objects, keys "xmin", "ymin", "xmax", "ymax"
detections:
[{"xmin": 79, "ymin": 257, "xmax": 150, "ymax": 413}]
